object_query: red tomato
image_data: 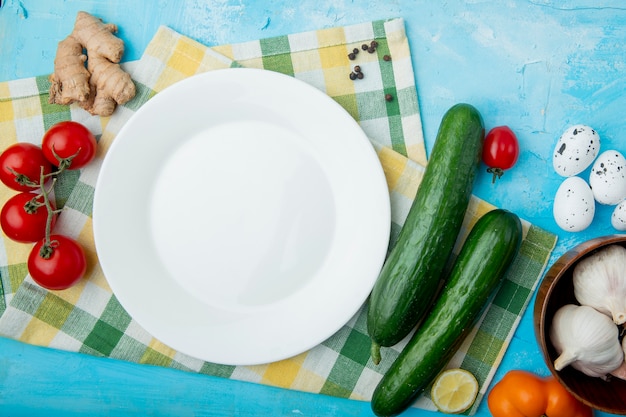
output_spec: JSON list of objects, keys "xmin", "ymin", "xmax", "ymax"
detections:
[
  {"xmin": 41, "ymin": 121, "xmax": 97, "ymax": 170},
  {"xmin": 1, "ymin": 192, "xmax": 56, "ymax": 243},
  {"xmin": 0, "ymin": 143, "xmax": 53, "ymax": 191},
  {"xmin": 28, "ymin": 234, "xmax": 87, "ymax": 290},
  {"xmin": 482, "ymin": 126, "xmax": 520, "ymax": 183}
]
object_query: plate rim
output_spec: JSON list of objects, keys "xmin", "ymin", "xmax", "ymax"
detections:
[{"xmin": 93, "ymin": 67, "xmax": 391, "ymax": 365}]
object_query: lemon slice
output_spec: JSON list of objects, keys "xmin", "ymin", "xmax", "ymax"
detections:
[{"xmin": 431, "ymin": 368, "xmax": 479, "ymax": 414}]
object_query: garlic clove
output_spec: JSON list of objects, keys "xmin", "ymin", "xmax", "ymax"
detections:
[
  {"xmin": 554, "ymin": 347, "xmax": 581, "ymax": 371},
  {"xmin": 550, "ymin": 304, "xmax": 624, "ymax": 379},
  {"xmin": 610, "ymin": 360, "xmax": 626, "ymax": 381},
  {"xmin": 611, "ymin": 336, "xmax": 626, "ymax": 381},
  {"xmin": 615, "ymin": 334, "xmax": 626, "ymax": 381},
  {"xmin": 573, "ymin": 244, "xmax": 626, "ymax": 325}
]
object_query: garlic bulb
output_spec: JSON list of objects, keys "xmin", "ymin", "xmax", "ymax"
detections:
[
  {"xmin": 573, "ymin": 244, "xmax": 626, "ymax": 325},
  {"xmin": 550, "ymin": 304, "xmax": 623, "ymax": 379}
]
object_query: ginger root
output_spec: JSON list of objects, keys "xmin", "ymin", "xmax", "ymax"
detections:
[
  {"xmin": 48, "ymin": 36, "xmax": 90, "ymax": 105},
  {"xmin": 48, "ymin": 11, "xmax": 135, "ymax": 117}
]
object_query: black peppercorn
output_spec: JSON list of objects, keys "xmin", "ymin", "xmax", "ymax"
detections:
[
  {"xmin": 367, "ymin": 46, "xmax": 376, "ymax": 54},
  {"xmin": 383, "ymin": 54, "xmax": 391, "ymax": 61},
  {"xmin": 371, "ymin": 40, "xmax": 379, "ymax": 48},
  {"xmin": 354, "ymin": 65, "xmax": 361, "ymax": 73},
  {"xmin": 353, "ymin": 48, "xmax": 359, "ymax": 54},
  {"xmin": 357, "ymin": 72, "xmax": 364, "ymax": 79},
  {"xmin": 348, "ymin": 52, "xmax": 356, "ymax": 60},
  {"xmin": 361, "ymin": 43, "xmax": 369, "ymax": 51},
  {"xmin": 349, "ymin": 72, "xmax": 357, "ymax": 80},
  {"xmin": 385, "ymin": 94, "xmax": 393, "ymax": 102}
]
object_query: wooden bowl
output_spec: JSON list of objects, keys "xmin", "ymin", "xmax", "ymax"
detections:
[{"xmin": 534, "ymin": 234, "xmax": 626, "ymax": 415}]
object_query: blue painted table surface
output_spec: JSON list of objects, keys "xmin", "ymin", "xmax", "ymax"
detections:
[{"xmin": 1, "ymin": 1, "xmax": 626, "ymax": 416}]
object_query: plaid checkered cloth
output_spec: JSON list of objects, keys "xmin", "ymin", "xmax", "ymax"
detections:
[{"xmin": 0, "ymin": 18, "xmax": 557, "ymax": 413}]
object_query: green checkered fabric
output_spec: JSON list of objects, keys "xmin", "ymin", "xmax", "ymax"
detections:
[{"xmin": 0, "ymin": 18, "xmax": 557, "ymax": 414}]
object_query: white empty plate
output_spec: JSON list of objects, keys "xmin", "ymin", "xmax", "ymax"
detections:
[{"xmin": 93, "ymin": 68, "xmax": 390, "ymax": 365}]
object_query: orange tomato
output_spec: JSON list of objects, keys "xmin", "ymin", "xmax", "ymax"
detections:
[{"xmin": 487, "ymin": 370, "xmax": 593, "ymax": 417}]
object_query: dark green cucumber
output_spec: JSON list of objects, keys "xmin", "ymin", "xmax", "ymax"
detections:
[
  {"xmin": 370, "ymin": 209, "xmax": 523, "ymax": 417},
  {"xmin": 367, "ymin": 103, "xmax": 484, "ymax": 364}
]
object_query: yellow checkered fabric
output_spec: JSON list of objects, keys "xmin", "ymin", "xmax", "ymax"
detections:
[{"xmin": 0, "ymin": 19, "xmax": 556, "ymax": 414}]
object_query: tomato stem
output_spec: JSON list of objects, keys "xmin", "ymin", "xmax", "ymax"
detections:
[
  {"xmin": 486, "ymin": 167, "xmax": 504, "ymax": 184},
  {"xmin": 23, "ymin": 194, "xmax": 46, "ymax": 214},
  {"xmin": 51, "ymin": 144, "xmax": 82, "ymax": 171},
  {"xmin": 36, "ymin": 161, "xmax": 69, "ymax": 259},
  {"xmin": 37, "ymin": 166, "xmax": 56, "ymax": 256},
  {"xmin": 371, "ymin": 342, "xmax": 382, "ymax": 365},
  {"xmin": 10, "ymin": 148, "xmax": 75, "ymax": 259},
  {"xmin": 7, "ymin": 167, "xmax": 40, "ymax": 189}
]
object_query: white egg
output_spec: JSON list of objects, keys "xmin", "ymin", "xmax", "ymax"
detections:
[
  {"xmin": 553, "ymin": 176, "xmax": 595, "ymax": 232},
  {"xmin": 552, "ymin": 124, "xmax": 600, "ymax": 177},
  {"xmin": 588, "ymin": 150, "xmax": 626, "ymax": 205},
  {"xmin": 611, "ymin": 200, "xmax": 626, "ymax": 231}
]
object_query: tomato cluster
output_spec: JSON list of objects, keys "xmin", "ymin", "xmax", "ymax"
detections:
[{"xmin": 0, "ymin": 121, "xmax": 96, "ymax": 290}]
